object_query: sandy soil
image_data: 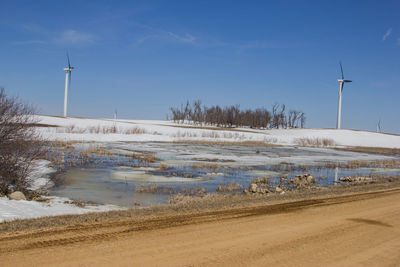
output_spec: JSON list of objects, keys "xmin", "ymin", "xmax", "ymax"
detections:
[{"xmin": 1, "ymin": 188, "xmax": 399, "ymax": 266}]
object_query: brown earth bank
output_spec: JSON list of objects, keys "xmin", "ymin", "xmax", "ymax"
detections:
[{"xmin": 1, "ymin": 183, "xmax": 400, "ymax": 266}]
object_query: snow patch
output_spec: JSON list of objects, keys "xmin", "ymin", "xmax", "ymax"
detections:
[{"xmin": 0, "ymin": 196, "xmax": 122, "ymax": 223}]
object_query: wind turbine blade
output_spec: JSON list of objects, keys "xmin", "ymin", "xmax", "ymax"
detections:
[
  {"xmin": 67, "ymin": 52, "xmax": 71, "ymax": 69},
  {"xmin": 341, "ymin": 82, "xmax": 345, "ymax": 92},
  {"xmin": 339, "ymin": 61, "xmax": 344, "ymax": 79}
]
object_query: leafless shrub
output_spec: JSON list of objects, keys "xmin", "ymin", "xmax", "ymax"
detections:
[{"xmin": 0, "ymin": 88, "xmax": 46, "ymax": 195}]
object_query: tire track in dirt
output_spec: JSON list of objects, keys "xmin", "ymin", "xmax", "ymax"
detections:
[{"xmin": 0, "ymin": 188, "xmax": 399, "ymax": 255}]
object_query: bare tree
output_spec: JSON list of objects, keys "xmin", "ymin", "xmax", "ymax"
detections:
[
  {"xmin": 0, "ymin": 88, "xmax": 45, "ymax": 195},
  {"xmin": 300, "ymin": 112, "xmax": 306, "ymax": 128},
  {"xmin": 288, "ymin": 110, "xmax": 300, "ymax": 128}
]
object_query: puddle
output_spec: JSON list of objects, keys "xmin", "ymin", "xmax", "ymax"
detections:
[{"xmin": 50, "ymin": 142, "xmax": 400, "ymax": 207}]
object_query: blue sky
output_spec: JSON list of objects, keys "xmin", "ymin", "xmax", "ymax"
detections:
[{"xmin": 1, "ymin": 0, "xmax": 399, "ymax": 133}]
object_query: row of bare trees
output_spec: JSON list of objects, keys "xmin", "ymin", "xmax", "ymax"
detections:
[{"xmin": 168, "ymin": 101, "xmax": 305, "ymax": 129}]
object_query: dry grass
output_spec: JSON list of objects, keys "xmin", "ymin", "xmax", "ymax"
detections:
[
  {"xmin": 191, "ymin": 163, "xmax": 221, "ymax": 171},
  {"xmin": 201, "ymin": 132, "xmax": 220, "ymax": 138},
  {"xmin": 136, "ymin": 184, "xmax": 163, "ymax": 194},
  {"xmin": 124, "ymin": 127, "xmax": 147, "ymax": 135},
  {"xmin": 295, "ymin": 138, "xmax": 336, "ymax": 147},
  {"xmin": 56, "ymin": 125, "xmax": 148, "ymax": 135},
  {"xmin": 172, "ymin": 131, "xmax": 198, "ymax": 138},
  {"xmin": 325, "ymin": 159, "xmax": 400, "ymax": 169},
  {"xmin": 216, "ymin": 182, "xmax": 243, "ymax": 193},
  {"xmin": 340, "ymin": 146, "xmax": 400, "ymax": 155},
  {"xmin": 159, "ymin": 163, "xmax": 169, "ymax": 170}
]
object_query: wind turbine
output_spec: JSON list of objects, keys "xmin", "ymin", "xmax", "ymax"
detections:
[
  {"xmin": 336, "ymin": 62, "xmax": 352, "ymax": 129},
  {"xmin": 376, "ymin": 119, "xmax": 382, "ymax": 133},
  {"xmin": 63, "ymin": 53, "xmax": 74, "ymax": 117}
]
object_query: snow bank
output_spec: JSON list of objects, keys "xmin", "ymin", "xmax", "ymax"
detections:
[
  {"xmin": 36, "ymin": 115, "xmax": 400, "ymax": 148},
  {"xmin": 0, "ymin": 196, "xmax": 122, "ymax": 223}
]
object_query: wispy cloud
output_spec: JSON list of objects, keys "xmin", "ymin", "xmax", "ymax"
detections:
[
  {"xmin": 135, "ymin": 30, "xmax": 197, "ymax": 46},
  {"xmin": 166, "ymin": 32, "xmax": 196, "ymax": 43},
  {"xmin": 10, "ymin": 40, "xmax": 47, "ymax": 45},
  {"xmin": 235, "ymin": 40, "xmax": 311, "ymax": 52},
  {"xmin": 382, "ymin": 28, "xmax": 392, "ymax": 41},
  {"xmin": 20, "ymin": 23, "xmax": 49, "ymax": 35},
  {"xmin": 11, "ymin": 24, "xmax": 97, "ymax": 46},
  {"xmin": 55, "ymin": 30, "xmax": 96, "ymax": 45}
]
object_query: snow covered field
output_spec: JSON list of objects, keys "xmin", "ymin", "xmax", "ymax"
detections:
[{"xmin": 37, "ymin": 115, "xmax": 400, "ymax": 148}]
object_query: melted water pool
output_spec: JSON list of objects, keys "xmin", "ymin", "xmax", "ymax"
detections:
[{"xmin": 50, "ymin": 142, "xmax": 400, "ymax": 207}]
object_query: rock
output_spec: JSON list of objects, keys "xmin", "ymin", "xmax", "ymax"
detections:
[
  {"xmin": 275, "ymin": 187, "xmax": 283, "ymax": 193},
  {"xmin": 8, "ymin": 191, "xmax": 26, "ymax": 200},
  {"xmin": 250, "ymin": 183, "xmax": 258, "ymax": 193},
  {"xmin": 291, "ymin": 174, "xmax": 315, "ymax": 189},
  {"xmin": 306, "ymin": 174, "xmax": 315, "ymax": 184}
]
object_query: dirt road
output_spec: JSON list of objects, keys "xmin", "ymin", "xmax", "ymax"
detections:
[{"xmin": 1, "ymin": 189, "xmax": 400, "ymax": 266}]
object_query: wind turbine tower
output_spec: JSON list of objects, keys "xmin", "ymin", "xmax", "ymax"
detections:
[
  {"xmin": 63, "ymin": 53, "xmax": 74, "ymax": 117},
  {"xmin": 336, "ymin": 62, "xmax": 352, "ymax": 129}
]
